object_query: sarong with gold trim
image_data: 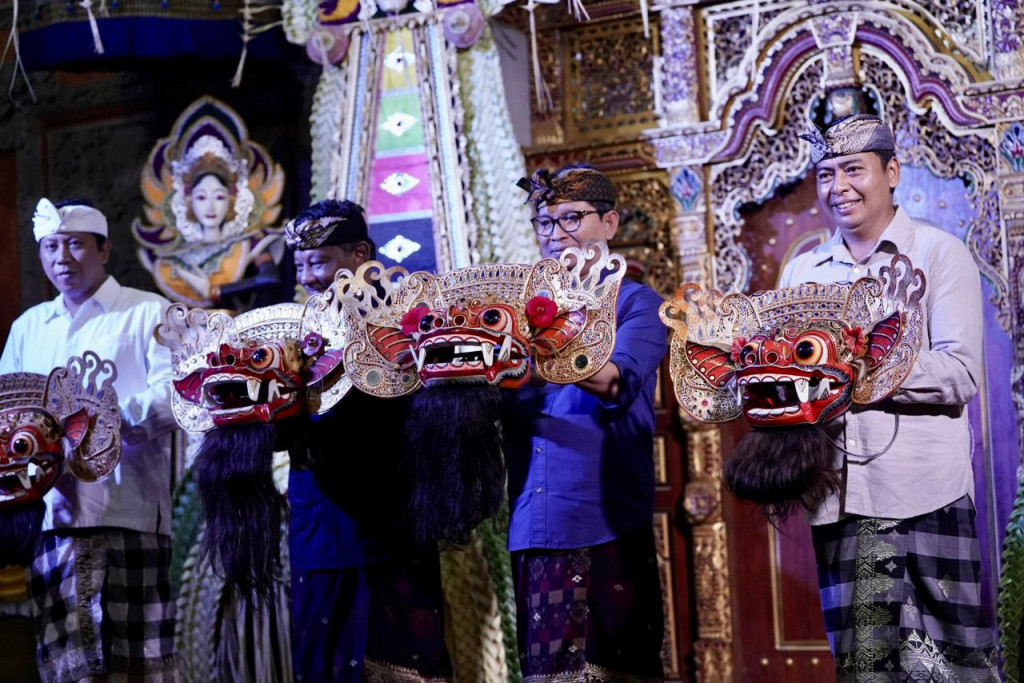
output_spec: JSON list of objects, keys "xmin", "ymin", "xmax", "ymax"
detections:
[
  {"xmin": 811, "ymin": 495, "xmax": 999, "ymax": 682},
  {"xmin": 511, "ymin": 524, "xmax": 665, "ymax": 683}
]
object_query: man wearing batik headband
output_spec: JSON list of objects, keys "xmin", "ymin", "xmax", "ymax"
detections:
[
  {"xmin": 0, "ymin": 198, "xmax": 178, "ymax": 680},
  {"xmin": 505, "ymin": 164, "xmax": 668, "ymax": 681},
  {"xmin": 285, "ymin": 199, "xmax": 453, "ymax": 682},
  {"xmin": 774, "ymin": 114, "xmax": 998, "ymax": 679}
]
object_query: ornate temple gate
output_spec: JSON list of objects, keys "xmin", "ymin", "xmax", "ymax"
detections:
[{"xmin": 518, "ymin": 0, "xmax": 1024, "ymax": 680}]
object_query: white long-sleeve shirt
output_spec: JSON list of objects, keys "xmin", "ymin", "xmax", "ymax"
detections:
[
  {"xmin": 780, "ymin": 207, "xmax": 981, "ymax": 524},
  {"xmin": 0, "ymin": 276, "xmax": 176, "ymax": 535}
]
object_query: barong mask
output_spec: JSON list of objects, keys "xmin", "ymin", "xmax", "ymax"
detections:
[
  {"xmin": 0, "ymin": 352, "xmax": 120, "ymax": 564},
  {"xmin": 156, "ymin": 301, "xmax": 349, "ymax": 431},
  {"xmin": 335, "ymin": 242, "xmax": 626, "ymax": 393},
  {"xmin": 334, "ymin": 243, "xmax": 625, "ymax": 548},
  {"xmin": 155, "ymin": 299, "xmax": 349, "ymax": 602},
  {"xmin": 660, "ymin": 255, "xmax": 926, "ymax": 516}
]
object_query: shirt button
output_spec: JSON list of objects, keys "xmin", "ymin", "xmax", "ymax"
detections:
[
  {"xmin": 849, "ymin": 438, "xmax": 857, "ymax": 446},
  {"xmin": 535, "ymin": 447, "xmax": 542, "ymax": 454},
  {"xmin": 852, "ymin": 267, "xmax": 861, "ymax": 275},
  {"xmin": 535, "ymin": 487, "xmax": 543, "ymax": 493}
]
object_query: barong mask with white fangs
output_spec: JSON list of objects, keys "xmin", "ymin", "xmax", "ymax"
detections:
[
  {"xmin": 334, "ymin": 242, "xmax": 626, "ymax": 396},
  {"xmin": 659, "ymin": 255, "xmax": 927, "ymax": 518},
  {"xmin": 155, "ymin": 300, "xmax": 350, "ymax": 431},
  {"xmin": 0, "ymin": 351, "xmax": 121, "ymax": 506},
  {"xmin": 660, "ymin": 254, "xmax": 926, "ymax": 428}
]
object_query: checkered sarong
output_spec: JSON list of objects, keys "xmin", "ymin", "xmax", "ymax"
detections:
[
  {"xmin": 812, "ymin": 495, "xmax": 1000, "ymax": 682},
  {"xmin": 511, "ymin": 524, "xmax": 664, "ymax": 683},
  {"xmin": 30, "ymin": 529, "xmax": 178, "ymax": 682}
]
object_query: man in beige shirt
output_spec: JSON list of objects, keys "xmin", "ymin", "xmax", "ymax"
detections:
[{"xmin": 780, "ymin": 115, "xmax": 998, "ymax": 681}]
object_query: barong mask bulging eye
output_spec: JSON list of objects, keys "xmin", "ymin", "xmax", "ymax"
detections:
[
  {"xmin": 335, "ymin": 241, "xmax": 626, "ymax": 394},
  {"xmin": 0, "ymin": 351, "xmax": 121, "ymax": 506},
  {"xmin": 155, "ymin": 300, "xmax": 350, "ymax": 431},
  {"xmin": 660, "ymin": 255, "xmax": 927, "ymax": 518}
]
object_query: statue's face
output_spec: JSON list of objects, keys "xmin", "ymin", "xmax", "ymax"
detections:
[
  {"xmin": 0, "ymin": 408, "xmax": 64, "ymax": 506},
  {"xmin": 190, "ymin": 174, "xmax": 232, "ymax": 231}
]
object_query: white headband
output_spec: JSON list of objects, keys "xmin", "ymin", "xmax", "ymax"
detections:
[{"xmin": 32, "ymin": 198, "xmax": 108, "ymax": 242}]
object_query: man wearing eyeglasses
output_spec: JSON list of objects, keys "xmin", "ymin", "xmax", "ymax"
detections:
[{"xmin": 504, "ymin": 165, "xmax": 668, "ymax": 681}]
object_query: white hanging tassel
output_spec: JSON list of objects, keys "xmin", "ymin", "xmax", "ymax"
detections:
[
  {"xmin": 79, "ymin": 0, "xmax": 106, "ymax": 54},
  {"xmin": 232, "ymin": 0, "xmax": 252, "ymax": 87},
  {"xmin": 639, "ymin": 0, "xmax": 648, "ymax": 38},
  {"xmin": 524, "ymin": 0, "xmax": 553, "ymax": 113},
  {"xmin": 566, "ymin": 0, "xmax": 588, "ymax": 21},
  {"xmin": 2, "ymin": 0, "xmax": 38, "ymax": 103}
]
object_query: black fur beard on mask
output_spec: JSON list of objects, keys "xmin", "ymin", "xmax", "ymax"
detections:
[
  {"xmin": 0, "ymin": 501, "xmax": 45, "ymax": 567},
  {"xmin": 405, "ymin": 384, "xmax": 505, "ymax": 548},
  {"xmin": 724, "ymin": 425, "xmax": 840, "ymax": 523},
  {"xmin": 193, "ymin": 423, "xmax": 285, "ymax": 606}
]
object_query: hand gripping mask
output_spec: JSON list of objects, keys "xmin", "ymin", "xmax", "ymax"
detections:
[
  {"xmin": 154, "ymin": 298, "xmax": 349, "ymax": 603},
  {"xmin": 659, "ymin": 254, "xmax": 926, "ymax": 518},
  {"xmin": 0, "ymin": 352, "xmax": 121, "ymax": 565}
]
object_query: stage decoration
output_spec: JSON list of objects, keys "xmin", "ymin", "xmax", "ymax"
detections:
[
  {"xmin": 660, "ymin": 254, "xmax": 926, "ymax": 517},
  {"xmin": 154, "ymin": 298, "xmax": 349, "ymax": 604},
  {"xmin": 336, "ymin": 241, "xmax": 626, "ymax": 395},
  {"xmin": 0, "ymin": 352, "xmax": 120, "ymax": 566},
  {"xmin": 132, "ymin": 96, "xmax": 286, "ymax": 310}
]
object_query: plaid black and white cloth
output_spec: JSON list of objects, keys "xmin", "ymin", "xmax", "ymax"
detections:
[
  {"xmin": 30, "ymin": 528, "xmax": 178, "ymax": 682},
  {"xmin": 812, "ymin": 495, "xmax": 1000, "ymax": 682}
]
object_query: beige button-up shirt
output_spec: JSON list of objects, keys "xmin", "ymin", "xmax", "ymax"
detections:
[{"xmin": 780, "ymin": 207, "xmax": 981, "ymax": 524}]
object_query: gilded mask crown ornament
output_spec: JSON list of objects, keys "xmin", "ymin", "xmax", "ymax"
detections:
[
  {"xmin": 132, "ymin": 96, "xmax": 287, "ymax": 308},
  {"xmin": 660, "ymin": 254, "xmax": 926, "ymax": 429},
  {"xmin": 155, "ymin": 297, "xmax": 350, "ymax": 432},
  {"xmin": 335, "ymin": 242, "xmax": 626, "ymax": 396}
]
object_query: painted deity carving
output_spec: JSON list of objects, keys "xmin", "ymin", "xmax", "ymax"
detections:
[
  {"xmin": 133, "ymin": 96, "xmax": 286, "ymax": 310},
  {"xmin": 660, "ymin": 254, "xmax": 926, "ymax": 518}
]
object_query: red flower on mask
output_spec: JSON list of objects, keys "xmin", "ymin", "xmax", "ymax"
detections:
[
  {"xmin": 526, "ymin": 296, "xmax": 558, "ymax": 328},
  {"xmin": 302, "ymin": 332, "xmax": 325, "ymax": 357},
  {"xmin": 730, "ymin": 337, "xmax": 748, "ymax": 364},
  {"xmin": 401, "ymin": 307, "xmax": 430, "ymax": 336},
  {"xmin": 843, "ymin": 326, "xmax": 868, "ymax": 358}
]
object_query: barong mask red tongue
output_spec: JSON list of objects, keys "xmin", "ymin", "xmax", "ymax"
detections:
[
  {"xmin": 660, "ymin": 254, "xmax": 927, "ymax": 428},
  {"xmin": 336, "ymin": 241, "xmax": 626, "ymax": 397}
]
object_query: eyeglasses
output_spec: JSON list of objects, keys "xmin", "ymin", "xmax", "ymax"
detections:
[{"xmin": 530, "ymin": 210, "xmax": 600, "ymax": 237}]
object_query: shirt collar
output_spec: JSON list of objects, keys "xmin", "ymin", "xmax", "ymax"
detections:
[
  {"xmin": 809, "ymin": 206, "xmax": 912, "ymax": 266},
  {"xmin": 44, "ymin": 275, "xmax": 119, "ymax": 321}
]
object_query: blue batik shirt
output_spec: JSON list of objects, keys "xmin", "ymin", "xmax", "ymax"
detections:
[{"xmin": 504, "ymin": 278, "xmax": 668, "ymax": 552}]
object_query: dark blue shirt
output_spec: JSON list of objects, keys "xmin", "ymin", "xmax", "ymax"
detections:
[{"xmin": 504, "ymin": 278, "xmax": 668, "ymax": 551}]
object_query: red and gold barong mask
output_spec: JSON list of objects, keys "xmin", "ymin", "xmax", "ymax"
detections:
[
  {"xmin": 659, "ymin": 254, "xmax": 926, "ymax": 428},
  {"xmin": 0, "ymin": 351, "xmax": 121, "ymax": 507},
  {"xmin": 335, "ymin": 242, "xmax": 626, "ymax": 395},
  {"xmin": 155, "ymin": 300, "xmax": 349, "ymax": 431}
]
